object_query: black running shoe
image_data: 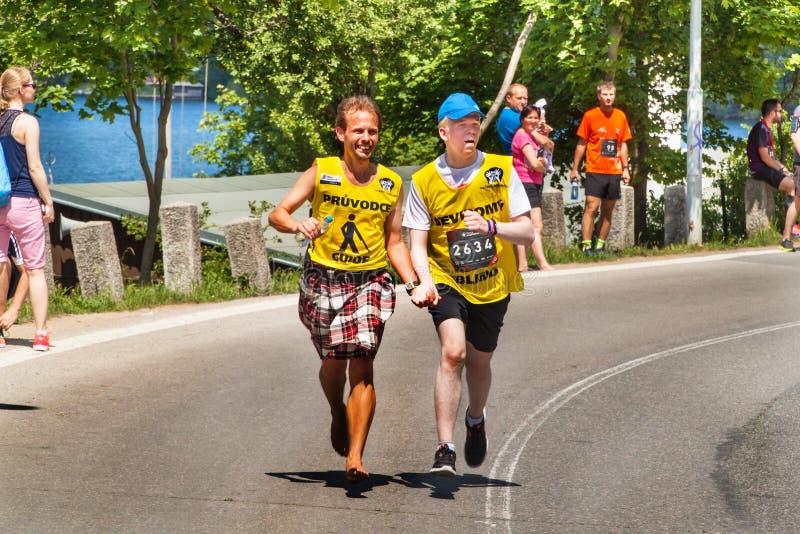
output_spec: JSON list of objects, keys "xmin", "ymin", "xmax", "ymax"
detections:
[
  {"xmin": 779, "ymin": 238, "xmax": 796, "ymax": 252},
  {"xmin": 430, "ymin": 444, "xmax": 457, "ymax": 477},
  {"xmin": 464, "ymin": 412, "xmax": 487, "ymax": 467}
]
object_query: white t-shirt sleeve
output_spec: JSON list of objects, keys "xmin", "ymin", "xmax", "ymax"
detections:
[
  {"xmin": 401, "ymin": 181, "xmax": 431, "ymax": 231},
  {"xmin": 507, "ymin": 167, "xmax": 532, "ymax": 217}
]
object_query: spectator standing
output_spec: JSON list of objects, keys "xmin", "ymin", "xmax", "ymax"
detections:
[
  {"xmin": 496, "ymin": 84, "xmax": 554, "ymax": 157},
  {"xmin": 511, "ymin": 104, "xmax": 552, "ymax": 271},
  {"xmin": 0, "ymin": 67, "xmax": 54, "ymax": 351},
  {"xmin": 569, "ymin": 81, "xmax": 632, "ymax": 255},
  {"xmin": 496, "ymin": 83, "xmax": 528, "ymax": 155}
]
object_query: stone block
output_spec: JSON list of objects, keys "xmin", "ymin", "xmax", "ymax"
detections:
[
  {"xmin": 664, "ymin": 184, "xmax": 688, "ymax": 245},
  {"xmin": 540, "ymin": 189, "xmax": 566, "ymax": 248},
  {"xmin": 745, "ymin": 178, "xmax": 775, "ymax": 237},
  {"xmin": 606, "ymin": 185, "xmax": 635, "ymax": 251},
  {"xmin": 160, "ymin": 202, "xmax": 202, "ymax": 293},
  {"xmin": 71, "ymin": 221, "xmax": 124, "ymax": 301},
  {"xmin": 223, "ymin": 217, "xmax": 271, "ymax": 292}
]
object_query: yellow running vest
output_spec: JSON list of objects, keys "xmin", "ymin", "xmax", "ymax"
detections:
[
  {"xmin": 412, "ymin": 154, "xmax": 524, "ymax": 304},
  {"xmin": 308, "ymin": 156, "xmax": 401, "ymax": 271}
]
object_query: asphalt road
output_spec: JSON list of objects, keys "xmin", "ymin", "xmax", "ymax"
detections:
[{"xmin": 2, "ymin": 248, "xmax": 800, "ymax": 533}]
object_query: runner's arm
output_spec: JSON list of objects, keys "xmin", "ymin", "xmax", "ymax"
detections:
[
  {"xmin": 462, "ymin": 210, "xmax": 534, "ymax": 246},
  {"xmin": 408, "ymin": 228, "xmax": 440, "ymax": 305},
  {"xmin": 267, "ymin": 166, "xmax": 322, "ymax": 238}
]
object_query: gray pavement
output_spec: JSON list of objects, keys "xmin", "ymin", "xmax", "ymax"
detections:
[{"xmin": 2, "ymin": 248, "xmax": 800, "ymax": 532}]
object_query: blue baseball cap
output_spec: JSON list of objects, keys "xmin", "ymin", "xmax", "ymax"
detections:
[{"xmin": 437, "ymin": 93, "xmax": 485, "ymax": 122}]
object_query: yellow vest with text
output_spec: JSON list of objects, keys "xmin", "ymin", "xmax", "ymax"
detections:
[
  {"xmin": 308, "ymin": 157, "xmax": 401, "ymax": 271},
  {"xmin": 412, "ymin": 154, "xmax": 523, "ymax": 304}
]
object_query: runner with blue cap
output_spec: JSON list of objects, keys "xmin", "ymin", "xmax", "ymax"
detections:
[{"xmin": 403, "ymin": 92, "xmax": 535, "ymax": 476}]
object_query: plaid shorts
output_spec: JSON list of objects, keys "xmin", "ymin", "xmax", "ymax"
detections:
[{"xmin": 298, "ymin": 263, "xmax": 396, "ymax": 360}]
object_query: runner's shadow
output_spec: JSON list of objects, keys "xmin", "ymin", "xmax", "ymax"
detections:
[
  {"xmin": 0, "ymin": 403, "xmax": 38, "ymax": 410},
  {"xmin": 267, "ymin": 471, "xmax": 396, "ymax": 499},
  {"xmin": 394, "ymin": 472, "xmax": 520, "ymax": 500}
]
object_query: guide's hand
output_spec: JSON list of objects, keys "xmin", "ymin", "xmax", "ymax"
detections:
[
  {"xmin": 295, "ymin": 217, "xmax": 323, "ymax": 241},
  {"xmin": 411, "ymin": 283, "xmax": 440, "ymax": 308}
]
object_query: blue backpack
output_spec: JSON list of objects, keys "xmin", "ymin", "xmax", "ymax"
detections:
[{"xmin": 0, "ymin": 142, "xmax": 11, "ymax": 207}]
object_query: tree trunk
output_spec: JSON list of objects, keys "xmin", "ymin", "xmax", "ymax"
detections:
[
  {"xmin": 481, "ymin": 10, "xmax": 538, "ymax": 134},
  {"xmin": 122, "ymin": 77, "xmax": 173, "ymax": 284},
  {"xmin": 633, "ymin": 141, "xmax": 649, "ymax": 244},
  {"xmin": 632, "ymin": 56, "xmax": 650, "ymax": 245},
  {"xmin": 606, "ymin": 14, "xmax": 624, "ymax": 81}
]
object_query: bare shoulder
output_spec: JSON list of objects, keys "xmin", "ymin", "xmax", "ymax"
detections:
[{"xmin": 13, "ymin": 111, "xmax": 39, "ymax": 132}]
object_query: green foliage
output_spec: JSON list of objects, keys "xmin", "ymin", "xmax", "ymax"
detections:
[
  {"xmin": 645, "ymin": 192, "xmax": 665, "ymax": 247},
  {"xmin": 191, "ymin": 86, "xmax": 268, "ymax": 176},
  {"xmin": 203, "ymin": 0, "xmax": 519, "ymax": 173},
  {"xmin": 121, "ymin": 213, "xmax": 156, "ymax": 244},
  {"xmin": 0, "ymin": 0, "xmax": 219, "ymax": 281}
]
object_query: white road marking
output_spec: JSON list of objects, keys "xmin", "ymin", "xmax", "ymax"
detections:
[
  {"xmin": 521, "ymin": 248, "xmax": 780, "ymax": 283},
  {"xmin": 485, "ymin": 319, "xmax": 800, "ymax": 533},
  {"xmin": 0, "ymin": 295, "xmax": 298, "ymax": 370}
]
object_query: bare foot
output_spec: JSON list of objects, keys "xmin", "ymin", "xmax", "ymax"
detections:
[
  {"xmin": 517, "ymin": 266, "xmax": 530, "ymax": 272},
  {"xmin": 330, "ymin": 407, "xmax": 349, "ymax": 457},
  {"xmin": 537, "ymin": 263, "xmax": 554, "ymax": 271},
  {"xmin": 345, "ymin": 460, "xmax": 369, "ymax": 483}
]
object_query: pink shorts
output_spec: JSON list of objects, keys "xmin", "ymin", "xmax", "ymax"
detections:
[{"xmin": 0, "ymin": 197, "xmax": 47, "ymax": 269}]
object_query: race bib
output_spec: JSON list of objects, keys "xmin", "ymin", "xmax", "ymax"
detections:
[
  {"xmin": 600, "ymin": 138, "xmax": 618, "ymax": 158},
  {"xmin": 446, "ymin": 228, "xmax": 497, "ymax": 272}
]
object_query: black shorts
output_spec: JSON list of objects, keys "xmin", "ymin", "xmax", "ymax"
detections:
[
  {"xmin": 752, "ymin": 167, "xmax": 785, "ymax": 190},
  {"xmin": 427, "ymin": 285, "xmax": 509, "ymax": 352},
  {"xmin": 585, "ymin": 172, "xmax": 621, "ymax": 200},
  {"xmin": 523, "ymin": 182, "xmax": 543, "ymax": 209}
]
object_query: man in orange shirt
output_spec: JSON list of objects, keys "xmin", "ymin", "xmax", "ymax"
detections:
[{"xmin": 569, "ymin": 81, "xmax": 632, "ymax": 254}]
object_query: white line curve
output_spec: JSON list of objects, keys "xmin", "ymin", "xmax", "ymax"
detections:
[{"xmin": 485, "ymin": 320, "xmax": 800, "ymax": 533}]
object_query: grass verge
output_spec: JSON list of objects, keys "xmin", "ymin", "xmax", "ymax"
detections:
[{"xmin": 10, "ymin": 227, "xmax": 784, "ymax": 324}]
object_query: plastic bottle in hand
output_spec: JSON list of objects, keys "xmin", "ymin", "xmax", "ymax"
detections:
[
  {"xmin": 571, "ymin": 180, "xmax": 579, "ymax": 201},
  {"xmin": 296, "ymin": 215, "xmax": 334, "ymax": 248}
]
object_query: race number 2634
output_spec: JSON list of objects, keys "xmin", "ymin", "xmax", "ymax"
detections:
[{"xmin": 446, "ymin": 228, "xmax": 498, "ymax": 272}]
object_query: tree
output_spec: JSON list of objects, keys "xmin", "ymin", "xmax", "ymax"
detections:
[
  {"xmin": 0, "ymin": 0, "xmax": 218, "ymax": 283},
  {"xmin": 199, "ymin": 0, "xmax": 799, "ymax": 248},
  {"xmin": 203, "ymin": 0, "xmax": 521, "ymax": 173},
  {"xmin": 513, "ymin": 0, "xmax": 800, "ymax": 243}
]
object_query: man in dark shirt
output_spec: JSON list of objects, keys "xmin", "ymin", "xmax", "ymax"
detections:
[{"xmin": 747, "ymin": 99, "xmax": 796, "ymax": 251}]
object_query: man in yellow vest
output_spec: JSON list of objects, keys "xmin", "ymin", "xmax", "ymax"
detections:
[
  {"xmin": 269, "ymin": 95, "xmax": 434, "ymax": 483},
  {"xmin": 403, "ymin": 93, "xmax": 535, "ymax": 476}
]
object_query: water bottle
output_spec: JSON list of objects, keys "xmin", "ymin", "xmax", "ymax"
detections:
[
  {"xmin": 296, "ymin": 215, "xmax": 334, "ymax": 248},
  {"xmin": 571, "ymin": 180, "xmax": 579, "ymax": 201}
]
